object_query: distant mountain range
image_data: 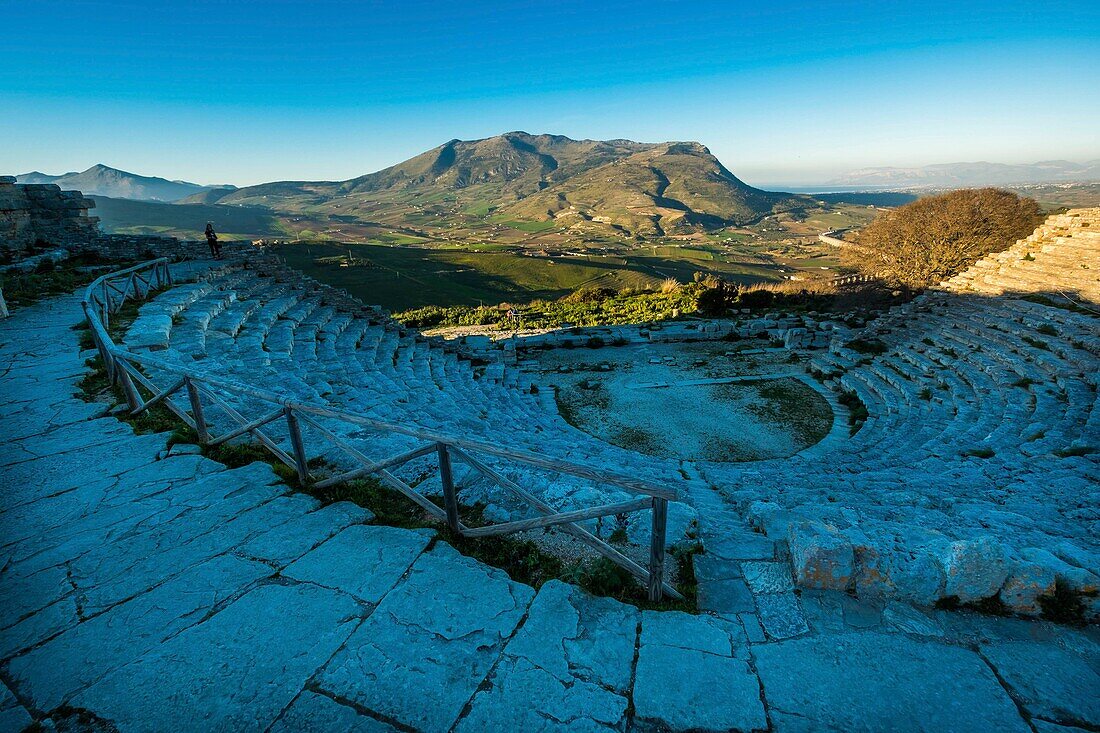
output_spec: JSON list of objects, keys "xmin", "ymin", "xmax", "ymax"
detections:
[
  {"xmin": 200, "ymin": 132, "xmax": 804, "ymax": 237},
  {"xmin": 16, "ymin": 164, "xmax": 235, "ymax": 203},
  {"xmin": 830, "ymin": 160, "xmax": 1100, "ymax": 188}
]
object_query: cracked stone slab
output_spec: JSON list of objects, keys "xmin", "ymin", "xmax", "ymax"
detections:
[
  {"xmin": 0, "ymin": 597, "xmax": 78, "ymax": 661},
  {"xmin": 455, "ymin": 656, "xmax": 628, "ymax": 733},
  {"xmin": 742, "ymin": 560, "xmax": 795, "ymax": 594},
  {"xmin": 281, "ymin": 524, "xmax": 431, "ymax": 603},
  {"xmin": 269, "ymin": 691, "xmax": 398, "ymax": 732},
  {"xmin": 69, "ymin": 582, "xmax": 362, "ymax": 732},
  {"xmin": 980, "ymin": 641, "xmax": 1100, "ymax": 727},
  {"xmin": 73, "ymin": 489, "xmax": 305, "ymax": 615},
  {"xmin": 0, "ymin": 680, "xmax": 33, "ymax": 733},
  {"xmin": 754, "ymin": 592, "xmax": 809, "ymax": 640},
  {"xmin": 754, "ymin": 631, "xmax": 1031, "ymax": 732},
  {"xmin": 697, "ymin": 577, "xmax": 756, "ymax": 616},
  {"xmin": 633, "ymin": 610, "xmax": 765, "ymax": 732},
  {"xmin": 316, "ymin": 544, "xmax": 534, "ymax": 733},
  {"xmin": 0, "ymin": 432, "xmax": 169, "ymax": 514},
  {"xmin": 236, "ymin": 501, "xmax": 373, "ymax": 568},
  {"xmin": 0, "ymin": 564, "xmax": 71, "ymax": 631},
  {"xmin": 502, "ymin": 580, "xmax": 638, "ymax": 692},
  {"xmin": 455, "ymin": 581, "xmax": 637, "ymax": 732},
  {"xmin": 7, "ymin": 554, "xmax": 273, "ymax": 711}
]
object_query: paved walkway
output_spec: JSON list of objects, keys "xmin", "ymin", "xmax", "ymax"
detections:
[{"xmin": 0, "ymin": 292, "xmax": 1097, "ymax": 732}]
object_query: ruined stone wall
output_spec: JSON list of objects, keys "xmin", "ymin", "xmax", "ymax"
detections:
[{"xmin": 0, "ymin": 176, "xmax": 100, "ymax": 254}]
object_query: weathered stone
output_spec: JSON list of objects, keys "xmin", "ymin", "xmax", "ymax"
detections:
[
  {"xmin": 282, "ymin": 524, "xmax": 430, "ymax": 604},
  {"xmin": 754, "ymin": 632, "xmax": 1031, "ymax": 732},
  {"xmin": 316, "ymin": 545, "xmax": 533, "ymax": 732},
  {"xmin": 981, "ymin": 641, "xmax": 1100, "ymax": 727},
  {"xmin": 502, "ymin": 580, "xmax": 637, "ymax": 692},
  {"xmin": 999, "ymin": 559, "xmax": 1056, "ymax": 616},
  {"xmin": 0, "ymin": 681, "xmax": 33, "ymax": 733},
  {"xmin": 942, "ymin": 537, "xmax": 1010, "ymax": 603},
  {"xmin": 8, "ymin": 555, "xmax": 272, "ymax": 710},
  {"xmin": 455, "ymin": 656, "xmax": 627, "ymax": 733},
  {"xmin": 634, "ymin": 611, "xmax": 765, "ymax": 732},
  {"xmin": 697, "ymin": 577, "xmax": 756, "ymax": 616},
  {"xmin": 741, "ymin": 560, "xmax": 794, "ymax": 594},
  {"xmin": 788, "ymin": 520, "xmax": 855, "ymax": 590},
  {"xmin": 755, "ymin": 593, "xmax": 809, "ymax": 640},
  {"xmin": 70, "ymin": 583, "xmax": 362, "ymax": 732},
  {"xmin": 1023, "ymin": 547, "xmax": 1099, "ymax": 595},
  {"xmin": 269, "ymin": 691, "xmax": 398, "ymax": 732},
  {"xmin": 237, "ymin": 501, "xmax": 373, "ymax": 568}
]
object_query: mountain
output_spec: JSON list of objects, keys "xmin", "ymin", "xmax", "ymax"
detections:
[
  {"xmin": 830, "ymin": 160, "xmax": 1100, "ymax": 189},
  {"xmin": 15, "ymin": 164, "xmax": 236, "ymax": 203},
  {"xmin": 206, "ymin": 132, "xmax": 802, "ymax": 237}
]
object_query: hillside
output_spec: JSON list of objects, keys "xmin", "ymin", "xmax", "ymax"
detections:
[
  {"xmin": 16, "ymin": 164, "xmax": 235, "ymax": 202},
  {"xmin": 207, "ymin": 132, "xmax": 805, "ymax": 237},
  {"xmin": 90, "ymin": 195, "xmax": 282, "ymax": 239}
]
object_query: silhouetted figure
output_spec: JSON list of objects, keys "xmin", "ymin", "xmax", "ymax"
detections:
[{"xmin": 205, "ymin": 222, "xmax": 221, "ymax": 259}]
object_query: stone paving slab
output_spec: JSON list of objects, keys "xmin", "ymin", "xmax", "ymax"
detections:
[
  {"xmin": 7, "ymin": 554, "xmax": 273, "ymax": 711},
  {"xmin": 0, "ymin": 681, "xmax": 32, "ymax": 733},
  {"xmin": 456, "ymin": 580, "xmax": 638, "ymax": 732},
  {"xmin": 269, "ymin": 691, "xmax": 398, "ymax": 732},
  {"xmin": 69, "ymin": 582, "xmax": 362, "ymax": 732},
  {"xmin": 316, "ymin": 545, "xmax": 534, "ymax": 732},
  {"xmin": 74, "ymin": 487, "xmax": 307, "ymax": 615},
  {"xmin": 236, "ymin": 500, "xmax": 372, "ymax": 568},
  {"xmin": 754, "ymin": 631, "xmax": 1033, "ymax": 732},
  {"xmin": 455, "ymin": 655, "xmax": 628, "ymax": 733},
  {"xmin": 633, "ymin": 610, "xmax": 767, "ymax": 732},
  {"xmin": 501, "ymin": 580, "xmax": 638, "ymax": 692},
  {"xmin": 980, "ymin": 640, "xmax": 1100, "ymax": 728},
  {"xmin": 282, "ymin": 524, "xmax": 431, "ymax": 603}
]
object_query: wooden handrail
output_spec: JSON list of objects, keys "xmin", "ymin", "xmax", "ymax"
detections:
[{"xmin": 81, "ymin": 258, "xmax": 680, "ymax": 601}]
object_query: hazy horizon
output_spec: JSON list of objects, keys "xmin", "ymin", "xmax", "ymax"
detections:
[
  {"xmin": 12, "ymin": 150, "xmax": 1100, "ymax": 193},
  {"xmin": 3, "ymin": 0, "xmax": 1098, "ymax": 187}
]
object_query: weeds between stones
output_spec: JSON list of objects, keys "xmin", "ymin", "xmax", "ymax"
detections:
[{"xmin": 73, "ymin": 322, "xmax": 698, "ymax": 611}]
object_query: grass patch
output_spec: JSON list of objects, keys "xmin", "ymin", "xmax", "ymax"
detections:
[
  {"xmin": 309, "ymin": 472, "xmax": 696, "ymax": 610},
  {"xmin": 747, "ymin": 379, "xmax": 832, "ymax": 445},
  {"xmin": 0, "ymin": 252, "xmax": 136, "ymax": 310}
]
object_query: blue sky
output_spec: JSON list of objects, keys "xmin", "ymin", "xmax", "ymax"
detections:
[{"xmin": 2, "ymin": 0, "xmax": 1098, "ymax": 186}]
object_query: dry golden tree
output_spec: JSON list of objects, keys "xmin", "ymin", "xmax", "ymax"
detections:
[{"xmin": 843, "ymin": 188, "xmax": 1043, "ymax": 289}]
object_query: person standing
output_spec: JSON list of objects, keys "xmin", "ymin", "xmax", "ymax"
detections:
[{"xmin": 205, "ymin": 222, "xmax": 221, "ymax": 259}]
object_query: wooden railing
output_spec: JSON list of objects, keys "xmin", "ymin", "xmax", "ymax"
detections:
[{"xmin": 81, "ymin": 260, "xmax": 681, "ymax": 600}]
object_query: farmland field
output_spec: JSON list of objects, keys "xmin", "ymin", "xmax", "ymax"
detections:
[{"xmin": 274, "ymin": 241, "xmax": 793, "ymax": 311}]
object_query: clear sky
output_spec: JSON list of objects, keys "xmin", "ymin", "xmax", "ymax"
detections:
[{"xmin": 2, "ymin": 0, "xmax": 1098, "ymax": 187}]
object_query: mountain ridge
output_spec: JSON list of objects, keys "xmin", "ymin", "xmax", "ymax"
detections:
[
  {"xmin": 15, "ymin": 164, "xmax": 235, "ymax": 203},
  {"xmin": 204, "ymin": 132, "xmax": 802, "ymax": 237}
]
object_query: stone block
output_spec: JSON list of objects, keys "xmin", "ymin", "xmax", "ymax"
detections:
[
  {"xmin": 999, "ymin": 559, "xmax": 1056, "ymax": 616},
  {"xmin": 942, "ymin": 537, "xmax": 1010, "ymax": 603},
  {"xmin": 788, "ymin": 520, "xmax": 855, "ymax": 590}
]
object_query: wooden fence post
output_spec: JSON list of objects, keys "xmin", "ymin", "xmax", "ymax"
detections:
[
  {"xmin": 437, "ymin": 443, "xmax": 461, "ymax": 533},
  {"xmin": 117, "ymin": 363, "xmax": 143, "ymax": 413},
  {"xmin": 285, "ymin": 407, "xmax": 310, "ymax": 484},
  {"xmin": 648, "ymin": 497, "xmax": 668, "ymax": 602},
  {"xmin": 186, "ymin": 378, "xmax": 209, "ymax": 443}
]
